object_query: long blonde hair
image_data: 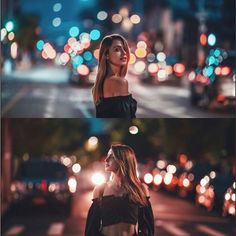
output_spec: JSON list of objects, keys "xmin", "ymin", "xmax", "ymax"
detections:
[
  {"xmin": 111, "ymin": 144, "xmax": 147, "ymax": 206},
  {"xmin": 92, "ymin": 34, "xmax": 130, "ymax": 105}
]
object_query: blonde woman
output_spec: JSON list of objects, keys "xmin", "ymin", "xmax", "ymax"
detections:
[
  {"xmin": 92, "ymin": 34, "xmax": 137, "ymax": 118},
  {"xmin": 85, "ymin": 144, "xmax": 154, "ymax": 236}
]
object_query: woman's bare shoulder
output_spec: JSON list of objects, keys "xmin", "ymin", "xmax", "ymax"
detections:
[
  {"xmin": 103, "ymin": 76, "xmax": 128, "ymax": 96},
  {"xmin": 93, "ymin": 183, "xmax": 106, "ymax": 199},
  {"xmin": 104, "ymin": 76, "xmax": 128, "ymax": 87}
]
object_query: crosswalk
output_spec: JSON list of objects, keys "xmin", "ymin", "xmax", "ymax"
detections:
[{"xmin": 3, "ymin": 221, "xmax": 232, "ymax": 236}]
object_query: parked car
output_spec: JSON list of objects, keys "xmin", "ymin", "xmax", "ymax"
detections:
[
  {"xmin": 222, "ymin": 181, "xmax": 236, "ymax": 217},
  {"xmin": 10, "ymin": 160, "xmax": 73, "ymax": 210},
  {"xmin": 189, "ymin": 50, "xmax": 235, "ymax": 110},
  {"xmin": 178, "ymin": 162, "xmax": 212, "ymax": 198},
  {"xmin": 196, "ymin": 171, "xmax": 234, "ymax": 212}
]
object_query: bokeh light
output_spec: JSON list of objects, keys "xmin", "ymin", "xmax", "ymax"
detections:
[
  {"xmin": 129, "ymin": 126, "xmax": 139, "ymax": 134},
  {"xmin": 208, "ymin": 33, "xmax": 216, "ymax": 46},
  {"xmin": 5, "ymin": 21, "xmax": 14, "ymax": 32},
  {"xmin": 93, "ymin": 49, "xmax": 99, "ymax": 60},
  {"xmin": 112, "ymin": 14, "xmax": 122, "ymax": 23},
  {"xmin": 8, "ymin": 32, "xmax": 15, "ymax": 41},
  {"xmin": 69, "ymin": 26, "xmax": 79, "ymax": 37},
  {"xmin": 36, "ymin": 40, "xmax": 45, "ymax": 51},
  {"xmin": 134, "ymin": 61, "xmax": 146, "ymax": 74},
  {"xmin": 53, "ymin": 3, "xmax": 62, "ymax": 12},
  {"xmin": 137, "ymin": 41, "xmax": 147, "ymax": 49},
  {"xmin": 52, "ymin": 17, "xmax": 61, "ymax": 27},
  {"xmin": 90, "ymin": 29, "xmax": 101, "ymax": 40},
  {"xmin": 135, "ymin": 48, "xmax": 147, "ymax": 58},
  {"xmin": 77, "ymin": 64, "xmax": 89, "ymax": 76},
  {"xmin": 97, "ymin": 11, "xmax": 108, "ymax": 21},
  {"xmin": 83, "ymin": 51, "xmax": 93, "ymax": 61},
  {"xmin": 1, "ymin": 28, "xmax": 7, "ymax": 41},
  {"xmin": 59, "ymin": 52, "xmax": 70, "ymax": 65},
  {"xmin": 157, "ymin": 52, "xmax": 166, "ymax": 62},
  {"xmin": 130, "ymin": 14, "xmax": 141, "ymax": 24},
  {"xmin": 129, "ymin": 53, "xmax": 136, "ymax": 64}
]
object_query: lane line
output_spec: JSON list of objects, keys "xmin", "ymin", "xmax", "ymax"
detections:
[
  {"xmin": 154, "ymin": 212, "xmax": 228, "ymax": 223},
  {"xmin": 159, "ymin": 222, "xmax": 190, "ymax": 236},
  {"xmin": 47, "ymin": 222, "xmax": 65, "ymax": 235},
  {"xmin": 196, "ymin": 224, "xmax": 227, "ymax": 236},
  {"xmin": 4, "ymin": 225, "xmax": 25, "ymax": 235},
  {"xmin": 2, "ymin": 86, "xmax": 29, "ymax": 115},
  {"xmin": 78, "ymin": 103, "xmax": 93, "ymax": 118}
]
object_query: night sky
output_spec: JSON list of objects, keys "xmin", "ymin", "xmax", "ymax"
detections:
[{"xmin": 21, "ymin": 0, "xmax": 97, "ymax": 46}]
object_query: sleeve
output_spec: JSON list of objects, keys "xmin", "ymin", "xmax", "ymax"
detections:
[
  {"xmin": 137, "ymin": 198, "xmax": 154, "ymax": 236},
  {"xmin": 85, "ymin": 199, "xmax": 102, "ymax": 236}
]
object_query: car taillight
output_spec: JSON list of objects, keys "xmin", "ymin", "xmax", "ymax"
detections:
[
  {"xmin": 221, "ymin": 67, "xmax": 231, "ymax": 76},
  {"xmin": 215, "ymin": 66, "xmax": 231, "ymax": 76},
  {"xmin": 10, "ymin": 181, "xmax": 26, "ymax": 192},
  {"xmin": 41, "ymin": 180, "xmax": 48, "ymax": 192}
]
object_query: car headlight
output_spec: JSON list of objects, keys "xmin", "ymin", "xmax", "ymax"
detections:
[
  {"xmin": 10, "ymin": 181, "xmax": 26, "ymax": 192},
  {"xmin": 91, "ymin": 172, "xmax": 106, "ymax": 186},
  {"xmin": 68, "ymin": 177, "xmax": 77, "ymax": 193}
]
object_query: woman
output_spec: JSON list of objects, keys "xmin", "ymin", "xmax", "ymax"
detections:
[
  {"xmin": 85, "ymin": 144, "xmax": 154, "ymax": 236},
  {"xmin": 92, "ymin": 34, "xmax": 137, "ymax": 118}
]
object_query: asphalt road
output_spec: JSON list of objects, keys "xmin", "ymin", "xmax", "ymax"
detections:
[
  {"xmin": 2, "ymin": 66, "xmax": 235, "ymax": 118},
  {"xmin": 2, "ymin": 189, "xmax": 235, "ymax": 236}
]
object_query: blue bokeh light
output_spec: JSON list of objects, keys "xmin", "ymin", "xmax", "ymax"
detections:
[{"xmin": 90, "ymin": 29, "xmax": 101, "ymax": 40}]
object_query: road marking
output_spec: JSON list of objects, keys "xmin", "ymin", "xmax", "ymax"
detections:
[
  {"xmin": 154, "ymin": 212, "xmax": 228, "ymax": 223},
  {"xmin": 47, "ymin": 222, "xmax": 65, "ymax": 235},
  {"xmin": 78, "ymin": 103, "xmax": 93, "ymax": 118},
  {"xmin": 196, "ymin": 224, "xmax": 227, "ymax": 236},
  {"xmin": 4, "ymin": 225, "xmax": 25, "ymax": 235},
  {"xmin": 2, "ymin": 86, "xmax": 29, "ymax": 115},
  {"xmin": 158, "ymin": 222, "xmax": 190, "ymax": 236}
]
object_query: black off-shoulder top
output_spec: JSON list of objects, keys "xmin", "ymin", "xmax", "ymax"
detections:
[
  {"xmin": 85, "ymin": 195, "xmax": 154, "ymax": 236},
  {"xmin": 95, "ymin": 94, "xmax": 137, "ymax": 118}
]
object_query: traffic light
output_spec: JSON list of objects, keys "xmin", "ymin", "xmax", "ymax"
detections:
[
  {"xmin": 200, "ymin": 33, "xmax": 207, "ymax": 46},
  {"xmin": 208, "ymin": 33, "xmax": 216, "ymax": 46}
]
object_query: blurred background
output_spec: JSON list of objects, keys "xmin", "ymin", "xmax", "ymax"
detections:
[
  {"xmin": 1, "ymin": 0, "xmax": 235, "ymax": 118},
  {"xmin": 1, "ymin": 118, "xmax": 235, "ymax": 235}
]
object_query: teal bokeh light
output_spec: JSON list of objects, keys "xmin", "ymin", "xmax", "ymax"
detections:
[
  {"xmin": 206, "ymin": 66, "xmax": 214, "ymax": 77},
  {"xmin": 36, "ymin": 40, "xmax": 45, "ymax": 51},
  {"xmin": 90, "ymin": 29, "xmax": 101, "ymax": 40},
  {"xmin": 69, "ymin": 27, "xmax": 80, "ymax": 37},
  {"xmin": 208, "ymin": 33, "xmax": 216, "ymax": 46},
  {"xmin": 208, "ymin": 56, "xmax": 215, "ymax": 65},
  {"xmin": 5, "ymin": 21, "xmax": 14, "ymax": 32},
  {"xmin": 214, "ymin": 49, "xmax": 221, "ymax": 57},
  {"xmin": 72, "ymin": 55, "xmax": 84, "ymax": 68},
  {"xmin": 83, "ymin": 51, "xmax": 93, "ymax": 61}
]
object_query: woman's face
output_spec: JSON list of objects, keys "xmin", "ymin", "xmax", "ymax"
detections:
[
  {"xmin": 105, "ymin": 149, "xmax": 119, "ymax": 172},
  {"xmin": 107, "ymin": 39, "xmax": 128, "ymax": 67}
]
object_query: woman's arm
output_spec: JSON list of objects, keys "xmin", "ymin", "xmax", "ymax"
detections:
[
  {"xmin": 85, "ymin": 185, "xmax": 105, "ymax": 236},
  {"xmin": 138, "ymin": 184, "xmax": 155, "ymax": 236}
]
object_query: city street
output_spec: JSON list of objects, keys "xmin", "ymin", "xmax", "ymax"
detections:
[
  {"xmin": 1, "ymin": 65, "xmax": 234, "ymax": 118},
  {"xmin": 2, "ymin": 189, "xmax": 235, "ymax": 236}
]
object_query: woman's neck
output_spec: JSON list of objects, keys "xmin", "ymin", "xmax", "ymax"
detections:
[
  {"xmin": 107, "ymin": 64, "xmax": 121, "ymax": 77},
  {"xmin": 110, "ymin": 173, "xmax": 122, "ymax": 187}
]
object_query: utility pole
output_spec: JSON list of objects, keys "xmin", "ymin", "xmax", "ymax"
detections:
[
  {"xmin": 195, "ymin": 0, "xmax": 207, "ymax": 67},
  {"xmin": 1, "ymin": 119, "xmax": 12, "ymax": 215}
]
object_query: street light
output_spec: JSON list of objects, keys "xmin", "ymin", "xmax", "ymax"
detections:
[{"xmin": 5, "ymin": 21, "xmax": 14, "ymax": 32}]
